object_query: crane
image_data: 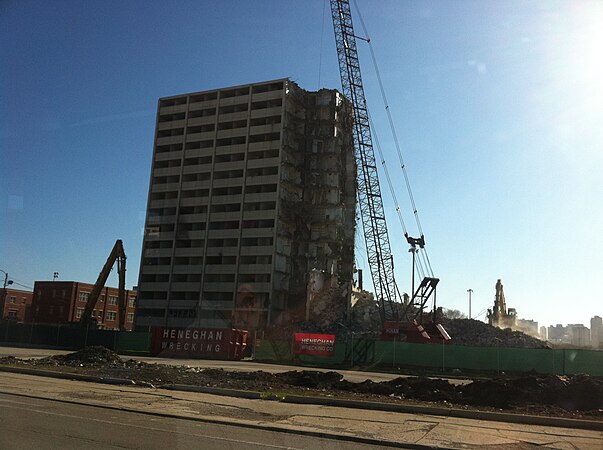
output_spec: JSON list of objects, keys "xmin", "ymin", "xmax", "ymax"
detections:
[
  {"xmin": 330, "ymin": 0, "xmax": 398, "ymax": 322},
  {"xmin": 330, "ymin": 0, "xmax": 445, "ymax": 339},
  {"xmin": 80, "ymin": 239, "xmax": 127, "ymax": 331}
]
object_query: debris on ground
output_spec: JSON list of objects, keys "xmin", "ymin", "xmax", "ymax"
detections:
[
  {"xmin": 1, "ymin": 347, "xmax": 601, "ymax": 418},
  {"xmin": 38, "ymin": 346, "xmax": 123, "ymax": 366}
]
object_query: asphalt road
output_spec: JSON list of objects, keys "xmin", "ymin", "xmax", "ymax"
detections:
[{"xmin": 0, "ymin": 392, "xmax": 391, "ymax": 450}]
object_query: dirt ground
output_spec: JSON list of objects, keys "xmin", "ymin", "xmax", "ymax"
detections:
[{"xmin": 1, "ymin": 346, "xmax": 601, "ymax": 421}]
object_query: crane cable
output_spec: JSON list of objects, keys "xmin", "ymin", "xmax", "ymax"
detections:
[
  {"xmin": 353, "ymin": 0, "xmax": 434, "ymax": 278},
  {"xmin": 368, "ymin": 114, "xmax": 408, "ymax": 237},
  {"xmin": 367, "ymin": 110, "xmax": 433, "ymax": 278}
]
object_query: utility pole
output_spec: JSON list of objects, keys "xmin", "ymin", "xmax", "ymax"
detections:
[
  {"xmin": 1, "ymin": 270, "xmax": 14, "ymax": 320},
  {"xmin": 467, "ymin": 288, "xmax": 473, "ymax": 319}
]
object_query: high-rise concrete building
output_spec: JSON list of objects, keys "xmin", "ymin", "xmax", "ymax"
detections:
[
  {"xmin": 591, "ymin": 316, "xmax": 602, "ymax": 349},
  {"xmin": 135, "ymin": 79, "xmax": 356, "ymax": 330},
  {"xmin": 568, "ymin": 324, "xmax": 590, "ymax": 347},
  {"xmin": 547, "ymin": 324, "xmax": 568, "ymax": 343}
]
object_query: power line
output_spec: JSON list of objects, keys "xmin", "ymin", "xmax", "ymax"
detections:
[{"xmin": 9, "ymin": 281, "xmax": 33, "ymax": 290}]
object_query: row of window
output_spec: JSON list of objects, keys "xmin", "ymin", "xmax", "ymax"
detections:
[
  {"xmin": 157, "ymin": 119, "xmax": 282, "ymax": 138},
  {"xmin": 159, "ymin": 95, "xmax": 282, "ymax": 115},
  {"xmin": 149, "ymin": 199, "xmax": 276, "ymax": 219},
  {"xmin": 138, "ymin": 291, "xmax": 269, "ymax": 304},
  {"xmin": 153, "ymin": 172, "xmax": 279, "ymax": 190},
  {"xmin": 75, "ymin": 308, "xmax": 134, "ymax": 323},
  {"xmin": 143, "ymin": 253, "xmax": 273, "ymax": 266},
  {"xmin": 158, "ymin": 82, "xmax": 283, "ymax": 109},
  {"xmin": 157, "ymin": 130, "xmax": 281, "ymax": 146},
  {"xmin": 154, "ymin": 159, "xmax": 280, "ymax": 179},
  {"xmin": 158, "ymin": 115, "xmax": 282, "ymax": 132},
  {"xmin": 77, "ymin": 292, "xmax": 136, "ymax": 307},
  {"xmin": 141, "ymin": 273, "xmax": 272, "ymax": 284},
  {"xmin": 146, "ymin": 220, "xmax": 275, "ymax": 241}
]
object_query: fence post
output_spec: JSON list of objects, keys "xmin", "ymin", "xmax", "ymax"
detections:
[
  {"xmin": 351, "ymin": 333, "xmax": 355, "ymax": 367},
  {"xmin": 562, "ymin": 348, "xmax": 566, "ymax": 375},
  {"xmin": 442, "ymin": 339, "xmax": 445, "ymax": 373},
  {"xmin": 252, "ymin": 330, "xmax": 257, "ymax": 359},
  {"xmin": 84, "ymin": 324, "xmax": 89, "ymax": 348},
  {"xmin": 56, "ymin": 324, "xmax": 60, "ymax": 346},
  {"xmin": 392, "ymin": 337, "xmax": 396, "ymax": 369}
]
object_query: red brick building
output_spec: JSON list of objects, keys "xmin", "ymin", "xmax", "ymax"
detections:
[
  {"xmin": 1, "ymin": 288, "xmax": 33, "ymax": 322},
  {"xmin": 32, "ymin": 281, "xmax": 137, "ymax": 330}
]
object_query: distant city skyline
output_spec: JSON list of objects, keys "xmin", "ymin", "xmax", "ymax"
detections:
[{"xmin": 2, "ymin": 1, "xmax": 602, "ymax": 327}]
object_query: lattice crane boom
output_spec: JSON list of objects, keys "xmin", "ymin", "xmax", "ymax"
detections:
[{"xmin": 330, "ymin": 0, "xmax": 398, "ymax": 320}]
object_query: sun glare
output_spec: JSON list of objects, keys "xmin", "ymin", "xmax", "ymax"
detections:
[{"xmin": 539, "ymin": 2, "xmax": 603, "ymax": 162}]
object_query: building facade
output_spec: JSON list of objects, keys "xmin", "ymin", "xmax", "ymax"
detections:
[
  {"xmin": 567, "ymin": 323, "xmax": 590, "ymax": 347},
  {"xmin": 547, "ymin": 324, "xmax": 568, "ymax": 343},
  {"xmin": 516, "ymin": 318, "xmax": 538, "ymax": 337},
  {"xmin": 135, "ymin": 79, "xmax": 356, "ymax": 330},
  {"xmin": 591, "ymin": 316, "xmax": 602, "ymax": 349},
  {"xmin": 32, "ymin": 281, "xmax": 137, "ymax": 330},
  {"xmin": 1, "ymin": 288, "xmax": 33, "ymax": 322}
]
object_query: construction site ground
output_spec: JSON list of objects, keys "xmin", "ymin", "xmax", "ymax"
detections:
[
  {"xmin": 1, "ymin": 369, "xmax": 601, "ymax": 449},
  {"xmin": 0, "ymin": 346, "xmax": 601, "ymax": 425}
]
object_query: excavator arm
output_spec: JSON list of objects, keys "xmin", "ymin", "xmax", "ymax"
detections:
[{"xmin": 80, "ymin": 240, "xmax": 127, "ymax": 331}]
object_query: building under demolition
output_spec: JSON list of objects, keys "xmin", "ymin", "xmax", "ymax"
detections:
[{"xmin": 135, "ymin": 79, "xmax": 356, "ymax": 330}]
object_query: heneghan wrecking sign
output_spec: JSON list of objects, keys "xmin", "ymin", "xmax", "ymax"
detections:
[
  {"xmin": 151, "ymin": 327, "xmax": 248, "ymax": 360},
  {"xmin": 293, "ymin": 333, "xmax": 336, "ymax": 356}
]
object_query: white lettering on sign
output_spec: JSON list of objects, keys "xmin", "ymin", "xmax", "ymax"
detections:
[
  {"xmin": 301, "ymin": 337, "xmax": 335, "ymax": 346},
  {"xmin": 157, "ymin": 328, "xmax": 231, "ymax": 354}
]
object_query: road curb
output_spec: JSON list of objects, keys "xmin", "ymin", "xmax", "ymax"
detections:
[
  {"xmin": 2, "ymin": 364, "xmax": 601, "ymax": 431},
  {"xmin": 282, "ymin": 395, "xmax": 603, "ymax": 431},
  {"xmin": 0, "ymin": 390, "xmax": 430, "ymax": 449},
  {"xmin": 162, "ymin": 384, "xmax": 262, "ymax": 399},
  {"xmin": 0, "ymin": 365, "xmax": 134, "ymax": 386}
]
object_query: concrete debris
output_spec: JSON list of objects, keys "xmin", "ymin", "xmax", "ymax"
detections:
[
  {"xmin": 349, "ymin": 289, "xmax": 381, "ymax": 332},
  {"xmin": 441, "ymin": 318, "xmax": 549, "ymax": 349}
]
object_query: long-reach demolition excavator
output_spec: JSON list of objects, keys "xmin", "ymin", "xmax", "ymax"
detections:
[
  {"xmin": 330, "ymin": 0, "xmax": 450, "ymax": 343},
  {"xmin": 80, "ymin": 239, "xmax": 127, "ymax": 331}
]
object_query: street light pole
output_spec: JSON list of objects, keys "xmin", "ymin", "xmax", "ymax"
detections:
[{"xmin": 467, "ymin": 288, "xmax": 473, "ymax": 319}]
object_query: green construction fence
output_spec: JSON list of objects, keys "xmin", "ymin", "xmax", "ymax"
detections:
[{"xmin": 255, "ymin": 338, "xmax": 603, "ymax": 376}]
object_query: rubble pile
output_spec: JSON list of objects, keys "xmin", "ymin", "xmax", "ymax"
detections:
[
  {"xmin": 442, "ymin": 318, "xmax": 549, "ymax": 348},
  {"xmin": 462, "ymin": 374, "xmax": 603, "ymax": 411},
  {"xmin": 349, "ymin": 290, "xmax": 381, "ymax": 332},
  {"xmin": 39, "ymin": 346, "xmax": 124, "ymax": 366},
  {"xmin": 307, "ymin": 283, "xmax": 348, "ymax": 330},
  {"xmin": 1, "ymin": 350, "xmax": 601, "ymax": 416}
]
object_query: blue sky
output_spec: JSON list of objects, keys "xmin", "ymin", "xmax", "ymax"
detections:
[{"xmin": 1, "ymin": 0, "xmax": 601, "ymax": 327}]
